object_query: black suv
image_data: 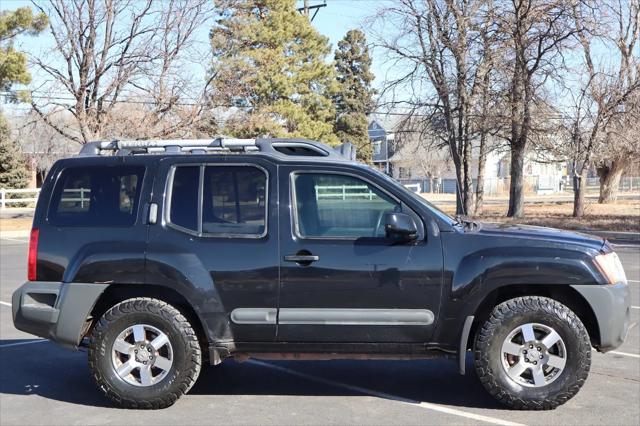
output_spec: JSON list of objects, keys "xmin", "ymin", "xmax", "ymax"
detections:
[{"xmin": 12, "ymin": 138, "xmax": 630, "ymax": 410}]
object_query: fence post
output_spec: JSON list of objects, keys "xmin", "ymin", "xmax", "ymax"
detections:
[{"xmin": 0, "ymin": 188, "xmax": 4, "ymax": 209}]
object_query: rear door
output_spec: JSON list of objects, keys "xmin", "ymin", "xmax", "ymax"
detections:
[
  {"xmin": 145, "ymin": 156, "xmax": 279, "ymax": 343},
  {"xmin": 277, "ymin": 164, "xmax": 444, "ymax": 343}
]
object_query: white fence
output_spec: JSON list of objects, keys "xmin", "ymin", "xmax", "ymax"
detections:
[
  {"xmin": 315, "ymin": 185, "xmax": 376, "ymax": 200},
  {"xmin": 0, "ymin": 188, "xmax": 90, "ymax": 209},
  {"xmin": 315, "ymin": 183, "xmax": 421, "ymax": 200},
  {"xmin": 0, "ymin": 188, "xmax": 40, "ymax": 208},
  {"xmin": 403, "ymin": 183, "xmax": 421, "ymax": 193}
]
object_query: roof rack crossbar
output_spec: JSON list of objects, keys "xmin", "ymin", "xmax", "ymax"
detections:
[
  {"xmin": 77, "ymin": 137, "xmax": 354, "ymax": 161},
  {"xmin": 79, "ymin": 138, "xmax": 257, "ymax": 156}
]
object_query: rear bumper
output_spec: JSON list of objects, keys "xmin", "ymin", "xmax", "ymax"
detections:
[
  {"xmin": 12, "ymin": 281, "xmax": 109, "ymax": 349},
  {"xmin": 571, "ymin": 282, "xmax": 630, "ymax": 352}
]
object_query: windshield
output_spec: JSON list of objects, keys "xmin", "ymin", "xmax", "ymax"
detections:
[{"xmin": 367, "ymin": 166, "xmax": 456, "ymax": 226}]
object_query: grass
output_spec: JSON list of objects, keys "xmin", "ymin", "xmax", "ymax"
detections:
[{"xmin": 429, "ymin": 198, "xmax": 640, "ymax": 232}]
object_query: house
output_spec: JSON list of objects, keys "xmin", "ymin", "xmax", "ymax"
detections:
[
  {"xmin": 368, "ymin": 118, "xmax": 567, "ymax": 195},
  {"xmin": 367, "ymin": 120, "xmax": 395, "ymax": 175}
]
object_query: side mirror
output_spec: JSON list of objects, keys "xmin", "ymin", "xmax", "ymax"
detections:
[{"xmin": 384, "ymin": 212, "xmax": 418, "ymax": 241}]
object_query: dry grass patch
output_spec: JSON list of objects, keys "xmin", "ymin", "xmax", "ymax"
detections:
[
  {"xmin": 431, "ymin": 199, "xmax": 640, "ymax": 232},
  {"xmin": 0, "ymin": 217, "xmax": 34, "ymax": 232}
]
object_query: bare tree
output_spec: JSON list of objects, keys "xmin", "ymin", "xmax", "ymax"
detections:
[
  {"xmin": 594, "ymin": 0, "xmax": 640, "ymax": 203},
  {"xmin": 470, "ymin": 5, "xmax": 503, "ymax": 215},
  {"xmin": 371, "ymin": 0, "xmax": 497, "ymax": 216},
  {"xmin": 494, "ymin": 0, "xmax": 578, "ymax": 218},
  {"xmin": 30, "ymin": 0, "xmax": 213, "ymax": 144},
  {"xmin": 564, "ymin": 0, "xmax": 640, "ymax": 217}
]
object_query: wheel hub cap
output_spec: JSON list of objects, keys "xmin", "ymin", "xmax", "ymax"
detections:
[
  {"xmin": 501, "ymin": 323, "xmax": 567, "ymax": 388},
  {"xmin": 111, "ymin": 324, "xmax": 174, "ymax": 387}
]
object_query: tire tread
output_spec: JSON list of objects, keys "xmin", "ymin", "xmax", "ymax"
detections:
[
  {"xmin": 88, "ymin": 297, "xmax": 202, "ymax": 409},
  {"xmin": 474, "ymin": 296, "xmax": 591, "ymax": 410}
]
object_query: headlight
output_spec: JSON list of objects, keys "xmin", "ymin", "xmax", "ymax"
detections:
[{"xmin": 594, "ymin": 252, "xmax": 628, "ymax": 285}]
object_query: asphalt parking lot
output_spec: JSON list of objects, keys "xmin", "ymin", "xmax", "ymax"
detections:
[{"xmin": 1, "ymin": 237, "xmax": 638, "ymax": 426}]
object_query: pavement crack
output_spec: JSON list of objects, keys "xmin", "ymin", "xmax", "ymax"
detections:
[{"xmin": 591, "ymin": 371, "xmax": 640, "ymax": 383}]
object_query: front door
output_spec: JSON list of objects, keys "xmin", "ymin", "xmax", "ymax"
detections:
[{"xmin": 277, "ymin": 165, "xmax": 443, "ymax": 343}]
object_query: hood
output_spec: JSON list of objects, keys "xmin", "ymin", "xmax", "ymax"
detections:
[{"xmin": 473, "ymin": 221, "xmax": 606, "ymax": 252}]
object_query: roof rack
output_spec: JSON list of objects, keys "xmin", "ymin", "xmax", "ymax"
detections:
[{"xmin": 78, "ymin": 137, "xmax": 356, "ymax": 161}]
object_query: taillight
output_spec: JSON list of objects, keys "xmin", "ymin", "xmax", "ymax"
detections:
[{"xmin": 28, "ymin": 228, "xmax": 39, "ymax": 281}]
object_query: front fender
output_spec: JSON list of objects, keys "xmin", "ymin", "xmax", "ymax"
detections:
[{"xmin": 451, "ymin": 246, "xmax": 604, "ymax": 300}]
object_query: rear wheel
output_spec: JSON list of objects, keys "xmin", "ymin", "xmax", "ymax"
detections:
[
  {"xmin": 88, "ymin": 298, "xmax": 202, "ymax": 409},
  {"xmin": 474, "ymin": 296, "xmax": 591, "ymax": 410}
]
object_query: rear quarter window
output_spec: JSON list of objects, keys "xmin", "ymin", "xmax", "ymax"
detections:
[{"xmin": 48, "ymin": 166, "xmax": 145, "ymax": 227}]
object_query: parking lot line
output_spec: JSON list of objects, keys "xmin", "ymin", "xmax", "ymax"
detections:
[
  {"xmin": 0, "ymin": 301, "xmax": 10, "ymax": 307},
  {"xmin": 0, "ymin": 339, "xmax": 48, "ymax": 348},
  {"xmin": 608, "ymin": 350, "xmax": 640, "ymax": 359},
  {"xmin": 0, "ymin": 237, "xmax": 28, "ymax": 243},
  {"xmin": 248, "ymin": 359, "xmax": 525, "ymax": 426},
  {"xmin": 628, "ymin": 279, "xmax": 640, "ymax": 283}
]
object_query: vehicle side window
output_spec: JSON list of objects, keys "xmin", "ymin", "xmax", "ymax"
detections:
[
  {"xmin": 169, "ymin": 166, "xmax": 199, "ymax": 231},
  {"xmin": 202, "ymin": 166, "xmax": 266, "ymax": 236},
  {"xmin": 49, "ymin": 166, "xmax": 145, "ymax": 227},
  {"xmin": 292, "ymin": 173, "xmax": 400, "ymax": 238}
]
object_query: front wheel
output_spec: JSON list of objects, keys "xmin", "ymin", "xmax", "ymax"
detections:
[
  {"xmin": 88, "ymin": 298, "xmax": 202, "ymax": 409},
  {"xmin": 474, "ymin": 296, "xmax": 591, "ymax": 410}
]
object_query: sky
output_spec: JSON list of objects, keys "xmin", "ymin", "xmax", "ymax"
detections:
[
  {"xmin": 0, "ymin": 0, "xmax": 390, "ymax": 115},
  {"xmin": 1, "ymin": 0, "xmax": 631, "ymax": 120}
]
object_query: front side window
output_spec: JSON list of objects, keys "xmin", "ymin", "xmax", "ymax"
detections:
[
  {"xmin": 293, "ymin": 173, "xmax": 400, "ymax": 238},
  {"xmin": 168, "ymin": 165, "xmax": 267, "ymax": 236},
  {"xmin": 49, "ymin": 166, "xmax": 145, "ymax": 227}
]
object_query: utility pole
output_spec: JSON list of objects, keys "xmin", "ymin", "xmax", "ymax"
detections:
[{"xmin": 297, "ymin": 0, "xmax": 326, "ymax": 22}]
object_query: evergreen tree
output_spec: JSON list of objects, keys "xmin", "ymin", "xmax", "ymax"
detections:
[
  {"xmin": 0, "ymin": 7, "xmax": 46, "ymax": 188},
  {"xmin": 0, "ymin": 114, "xmax": 29, "ymax": 188},
  {"xmin": 210, "ymin": 0, "xmax": 339, "ymax": 144},
  {"xmin": 334, "ymin": 30, "xmax": 375, "ymax": 163},
  {"xmin": 1, "ymin": 7, "xmax": 48, "ymax": 100}
]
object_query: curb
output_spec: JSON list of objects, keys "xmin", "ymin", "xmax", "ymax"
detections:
[{"xmin": 581, "ymin": 230, "xmax": 640, "ymax": 245}]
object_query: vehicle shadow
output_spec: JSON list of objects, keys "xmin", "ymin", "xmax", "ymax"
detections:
[{"xmin": 1, "ymin": 339, "xmax": 503, "ymax": 410}]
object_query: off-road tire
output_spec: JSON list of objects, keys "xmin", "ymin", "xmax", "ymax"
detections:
[
  {"xmin": 474, "ymin": 296, "xmax": 591, "ymax": 410},
  {"xmin": 88, "ymin": 298, "xmax": 202, "ymax": 409}
]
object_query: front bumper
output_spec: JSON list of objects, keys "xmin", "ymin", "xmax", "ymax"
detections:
[
  {"xmin": 12, "ymin": 281, "xmax": 109, "ymax": 349},
  {"xmin": 571, "ymin": 282, "xmax": 631, "ymax": 352}
]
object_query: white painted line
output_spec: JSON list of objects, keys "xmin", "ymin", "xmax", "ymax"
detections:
[
  {"xmin": 609, "ymin": 350, "xmax": 640, "ymax": 359},
  {"xmin": 0, "ymin": 237, "xmax": 28, "ymax": 243},
  {"xmin": 0, "ymin": 301, "xmax": 11, "ymax": 307},
  {"xmin": 628, "ymin": 279, "xmax": 640, "ymax": 283},
  {"xmin": 0, "ymin": 339, "xmax": 48, "ymax": 348},
  {"xmin": 248, "ymin": 360, "xmax": 525, "ymax": 426},
  {"xmin": 631, "ymin": 306, "xmax": 640, "ymax": 310}
]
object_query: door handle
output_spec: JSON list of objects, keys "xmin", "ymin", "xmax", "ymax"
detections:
[{"xmin": 284, "ymin": 254, "xmax": 319, "ymax": 263}]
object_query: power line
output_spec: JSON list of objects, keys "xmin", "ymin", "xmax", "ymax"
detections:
[{"xmin": 0, "ymin": 91, "xmax": 578, "ymax": 120}]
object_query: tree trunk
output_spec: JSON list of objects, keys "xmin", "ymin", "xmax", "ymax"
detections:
[
  {"xmin": 462, "ymin": 139, "xmax": 473, "ymax": 215},
  {"xmin": 475, "ymin": 131, "xmax": 487, "ymax": 216},
  {"xmin": 454, "ymin": 160, "xmax": 465, "ymax": 215},
  {"xmin": 507, "ymin": 146, "xmax": 525, "ymax": 217},
  {"xmin": 572, "ymin": 170, "xmax": 588, "ymax": 217},
  {"xmin": 597, "ymin": 160, "xmax": 625, "ymax": 203}
]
